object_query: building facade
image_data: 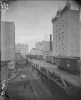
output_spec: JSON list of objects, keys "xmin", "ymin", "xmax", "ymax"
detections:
[
  {"xmin": 15, "ymin": 43, "xmax": 28, "ymax": 57},
  {"xmin": 15, "ymin": 53, "xmax": 21, "ymax": 60},
  {"xmin": 35, "ymin": 41, "xmax": 53, "ymax": 59},
  {"xmin": 1, "ymin": 21, "xmax": 15, "ymax": 61},
  {"xmin": 80, "ymin": 21, "xmax": 81, "ymax": 59},
  {"xmin": 52, "ymin": 2, "xmax": 80, "ymax": 57},
  {"xmin": 30, "ymin": 48, "xmax": 37, "ymax": 55},
  {"xmin": 36, "ymin": 41, "xmax": 52, "ymax": 52},
  {"xmin": 1, "ymin": 21, "xmax": 15, "ymax": 84}
]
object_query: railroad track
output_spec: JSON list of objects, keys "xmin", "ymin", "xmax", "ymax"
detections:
[{"xmin": 28, "ymin": 59, "xmax": 81, "ymax": 88}]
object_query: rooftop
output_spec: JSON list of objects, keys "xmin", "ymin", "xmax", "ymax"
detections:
[{"xmin": 52, "ymin": 0, "xmax": 70, "ymax": 22}]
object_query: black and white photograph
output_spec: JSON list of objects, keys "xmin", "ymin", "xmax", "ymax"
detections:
[{"xmin": 0, "ymin": 0, "xmax": 81, "ymax": 100}]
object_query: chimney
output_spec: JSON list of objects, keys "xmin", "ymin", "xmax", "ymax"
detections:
[{"xmin": 50, "ymin": 34, "xmax": 52, "ymax": 51}]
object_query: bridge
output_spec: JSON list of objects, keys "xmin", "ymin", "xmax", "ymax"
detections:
[{"xmin": 26, "ymin": 58, "xmax": 81, "ymax": 100}]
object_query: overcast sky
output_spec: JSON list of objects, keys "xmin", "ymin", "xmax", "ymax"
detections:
[{"xmin": 1, "ymin": 0, "xmax": 80, "ymax": 52}]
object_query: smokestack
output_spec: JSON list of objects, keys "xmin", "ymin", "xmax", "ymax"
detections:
[{"xmin": 50, "ymin": 34, "xmax": 52, "ymax": 51}]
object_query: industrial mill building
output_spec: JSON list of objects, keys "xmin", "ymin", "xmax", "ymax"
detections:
[{"xmin": 52, "ymin": 1, "xmax": 80, "ymax": 57}]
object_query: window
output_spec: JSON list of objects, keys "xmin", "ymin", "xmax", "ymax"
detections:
[
  {"xmin": 59, "ymin": 23, "xmax": 60, "ymax": 30},
  {"xmin": 62, "ymin": 32, "xmax": 64, "ymax": 38},
  {"xmin": 59, "ymin": 34, "xmax": 60, "ymax": 38}
]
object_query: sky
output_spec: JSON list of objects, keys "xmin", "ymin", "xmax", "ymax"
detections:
[{"xmin": 1, "ymin": 0, "xmax": 80, "ymax": 52}]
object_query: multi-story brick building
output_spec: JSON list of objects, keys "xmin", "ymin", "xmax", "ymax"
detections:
[
  {"xmin": 15, "ymin": 43, "xmax": 28, "ymax": 58},
  {"xmin": 52, "ymin": 1, "xmax": 80, "ymax": 57},
  {"xmin": 35, "ymin": 41, "xmax": 53, "ymax": 59},
  {"xmin": 36, "ymin": 41, "xmax": 52, "ymax": 52}
]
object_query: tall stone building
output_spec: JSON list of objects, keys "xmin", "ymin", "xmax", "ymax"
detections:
[
  {"xmin": 52, "ymin": 1, "xmax": 80, "ymax": 57},
  {"xmin": 1, "ymin": 21, "xmax": 15, "ymax": 84},
  {"xmin": 1, "ymin": 21, "xmax": 15, "ymax": 61}
]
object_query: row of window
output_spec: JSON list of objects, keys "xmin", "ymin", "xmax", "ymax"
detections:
[
  {"xmin": 56, "ymin": 20, "xmax": 65, "ymax": 31},
  {"xmin": 55, "ymin": 32, "xmax": 67, "ymax": 41},
  {"xmin": 56, "ymin": 43, "xmax": 64, "ymax": 46},
  {"xmin": 55, "ymin": 42, "xmax": 66, "ymax": 51}
]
